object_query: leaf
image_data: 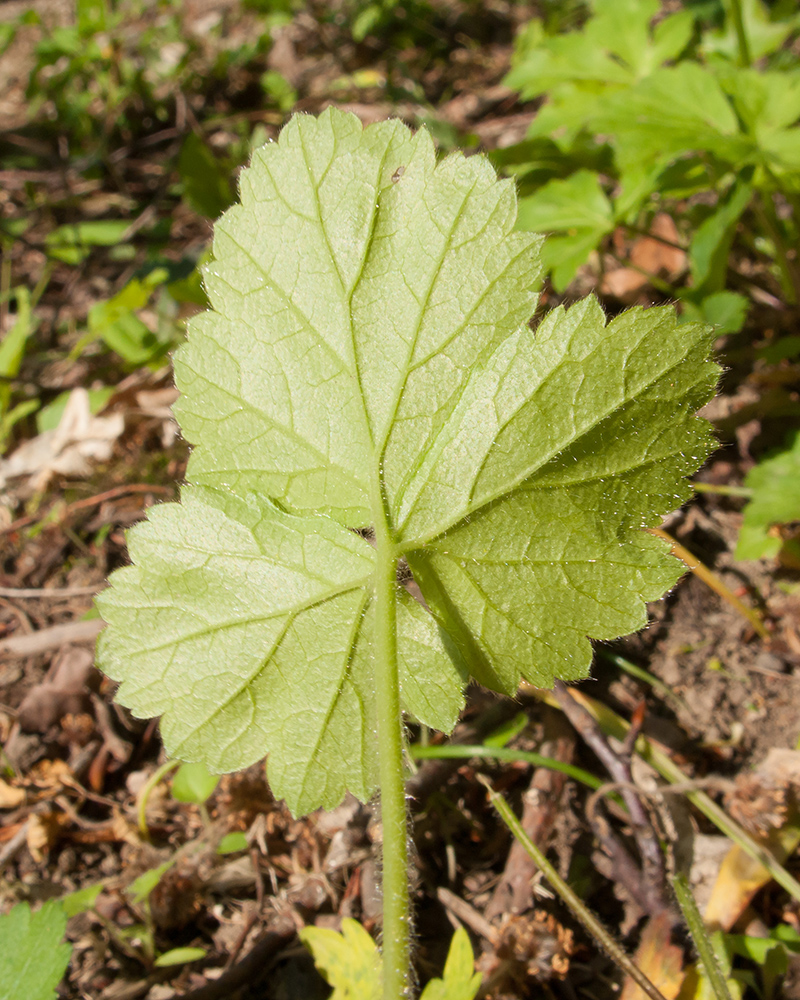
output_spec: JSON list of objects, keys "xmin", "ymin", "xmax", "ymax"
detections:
[
  {"xmin": 594, "ymin": 64, "xmax": 752, "ymax": 173},
  {"xmin": 171, "ymin": 760, "xmax": 220, "ymax": 804},
  {"xmin": 736, "ymin": 431, "xmax": 800, "ymax": 560},
  {"xmin": 419, "ymin": 927, "xmax": 481, "ymax": 1000},
  {"xmin": 680, "ymin": 291, "xmax": 748, "ymax": 336},
  {"xmin": 688, "ymin": 183, "xmax": 752, "ymax": 293},
  {"xmin": 179, "ymin": 133, "xmax": 235, "ymax": 220},
  {"xmin": 217, "ymin": 831, "xmax": 248, "ymax": 854},
  {"xmin": 620, "ymin": 914, "xmax": 683, "ymax": 1000},
  {"xmin": 516, "ymin": 170, "xmax": 614, "ymax": 290},
  {"xmin": 300, "ymin": 918, "xmax": 382, "ymax": 1000},
  {"xmin": 0, "ymin": 901, "xmax": 72, "ymax": 1000},
  {"xmin": 701, "ymin": 0, "xmax": 800, "ymax": 63},
  {"xmin": 61, "ymin": 881, "xmax": 104, "ymax": 918},
  {"xmin": 37, "ymin": 387, "xmax": 113, "ymax": 434},
  {"xmin": 154, "ymin": 946, "xmax": 207, "ymax": 967},
  {"xmin": 127, "ymin": 859, "xmax": 175, "ymax": 905},
  {"xmin": 97, "ymin": 110, "xmax": 718, "ymax": 816}
]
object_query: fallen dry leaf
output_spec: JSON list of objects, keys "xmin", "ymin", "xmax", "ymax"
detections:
[
  {"xmin": 0, "ymin": 777, "xmax": 25, "ymax": 809},
  {"xmin": 601, "ymin": 214, "xmax": 686, "ymax": 302},
  {"xmin": 705, "ymin": 749, "xmax": 800, "ymax": 930},
  {"xmin": 620, "ymin": 913, "xmax": 684, "ymax": 1000},
  {"xmin": 0, "ymin": 387, "xmax": 124, "ymax": 496}
]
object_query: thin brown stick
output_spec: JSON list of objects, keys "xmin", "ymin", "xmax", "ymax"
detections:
[
  {"xmin": 0, "ymin": 619, "xmax": 104, "ymax": 657},
  {"xmin": 0, "ymin": 585, "xmax": 100, "ymax": 598},
  {"xmin": 553, "ymin": 680, "xmax": 669, "ymax": 916},
  {"xmin": 485, "ymin": 710, "xmax": 574, "ymax": 922}
]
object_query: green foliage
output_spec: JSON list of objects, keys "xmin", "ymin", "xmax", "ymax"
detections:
[
  {"xmin": 300, "ymin": 921, "xmax": 480, "ymax": 1000},
  {"xmin": 300, "ymin": 918, "xmax": 382, "ymax": 999},
  {"xmin": 217, "ymin": 831, "xmax": 249, "ymax": 854},
  {"xmin": 97, "ymin": 109, "xmax": 718, "ymax": 819},
  {"xmin": 154, "ymin": 946, "xmax": 207, "ymax": 968},
  {"xmin": 171, "ymin": 760, "xmax": 220, "ymax": 804},
  {"xmin": 503, "ymin": 0, "xmax": 800, "ymax": 314},
  {"xmin": 179, "ymin": 134, "xmax": 236, "ymax": 221},
  {"xmin": 0, "ymin": 901, "xmax": 71, "ymax": 1000},
  {"xmin": 736, "ymin": 431, "xmax": 800, "ymax": 561},
  {"xmin": 21, "ymin": 0, "xmax": 282, "ymax": 161},
  {"xmin": 0, "ymin": 288, "xmax": 38, "ymax": 452},
  {"xmin": 419, "ymin": 927, "xmax": 481, "ymax": 1000}
]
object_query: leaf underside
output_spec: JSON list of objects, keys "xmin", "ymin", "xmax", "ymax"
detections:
[{"xmin": 97, "ymin": 109, "xmax": 719, "ymax": 815}]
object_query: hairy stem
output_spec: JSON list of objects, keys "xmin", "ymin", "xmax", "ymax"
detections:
[
  {"xmin": 481, "ymin": 775, "xmax": 669, "ymax": 1000},
  {"xmin": 672, "ymin": 872, "xmax": 734, "ymax": 1000},
  {"xmin": 374, "ymin": 518, "xmax": 410, "ymax": 999}
]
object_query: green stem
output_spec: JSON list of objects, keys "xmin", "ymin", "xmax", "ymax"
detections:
[
  {"xmin": 753, "ymin": 192, "xmax": 799, "ymax": 305},
  {"xmin": 672, "ymin": 872, "xmax": 735, "ymax": 1000},
  {"xmin": 690, "ymin": 481, "xmax": 753, "ymax": 498},
  {"xmin": 481, "ymin": 776, "xmax": 668, "ymax": 1000},
  {"xmin": 136, "ymin": 758, "xmax": 181, "ymax": 838},
  {"xmin": 373, "ymin": 519, "xmax": 410, "ymax": 1000},
  {"xmin": 410, "ymin": 743, "xmax": 603, "ymax": 791},
  {"xmin": 727, "ymin": 0, "xmax": 751, "ymax": 67}
]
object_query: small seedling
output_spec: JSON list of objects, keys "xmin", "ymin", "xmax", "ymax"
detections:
[{"xmin": 97, "ymin": 109, "xmax": 718, "ymax": 997}]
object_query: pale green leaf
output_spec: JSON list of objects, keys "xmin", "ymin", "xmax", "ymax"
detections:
[
  {"xmin": 217, "ymin": 831, "xmax": 248, "ymax": 854},
  {"xmin": 300, "ymin": 918, "xmax": 382, "ymax": 1000},
  {"xmin": 171, "ymin": 761, "xmax": 219, "ymax": 804},
  {"xmin": 736, "ymin": 432, "xmax": 800, "ymax": 561},
  {"xmin": 154, "ymin": 946, "xmax": 207, "ymax": 967},
  {"xmin": 0, "ymin": 901, "xmax": 72, "ymax": 1000},
  {"xmin": 97, "ymin": 110, "xmax": 717, "ymax": 816},
  {"xmin": 61, "ymin": 882, "xmax": 104, "ymax": 918}
]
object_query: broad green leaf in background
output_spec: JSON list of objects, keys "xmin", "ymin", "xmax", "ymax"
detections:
[
  {"xmin": 701, "ymin": 0, "xmax": 800, "ymax": 63},
  {"xmin": 688, "ymin": 182, "xmax": 753, "ymax": 294},
  {"xmin": 516, "ymin": 170, "xmax": 614, "ymax": 290},
  {"xmin": 505, "ymin": 0, "xmax": 695, "ymax": 144},
  {"xmin": 736, "ymin": 431, "xmax": 800, "ymax": 561},
  {"xmin": 179, "ymin": 132, "xmax": 235, "ymax": 220},
  {"xmin": 97, "ymin": 109, "xmax": 718, "ymax": 817},
  {"xmin": 0, "ymin": 901, "xmax": 71, "ymax": 1000},
  {"xmin": 594, "ymin": 63, "xmax": 752, "ymax": 174},
  {"xmin": 680, "ymin": 291, "xmax": 749, "ymax": 337}
]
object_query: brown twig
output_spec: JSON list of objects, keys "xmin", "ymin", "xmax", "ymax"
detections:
[
  {"xmin": 0, "ymin": 619, "xmax": 104, "ymax": 657},
  {"xmin": 0, "ymin": 484, "xmax": 171, "ymax": 536},
  {"xmin": 553, "ymin": 681, "xmax": 669, "ymax": 917},
  {"xmin": 485, "ymin": 710, "xmax": 575, "ymax": 922},
  {"xmin": 0, "ymin": 585, "xmax": 100, "ymax": 598}
]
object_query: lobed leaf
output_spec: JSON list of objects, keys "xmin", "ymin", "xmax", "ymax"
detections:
[
  {"xmin": 0, "ymin": 901, "xmax": 72, "ymax": 1000},
  {"xmin": 97, "ymin": 110, "xmax": 718, "ymax": 815}
]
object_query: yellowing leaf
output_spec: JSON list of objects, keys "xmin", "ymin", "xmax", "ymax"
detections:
[{"xmin": 300, "ymin": 918, "xmax": 382, "ymax": 1000}]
